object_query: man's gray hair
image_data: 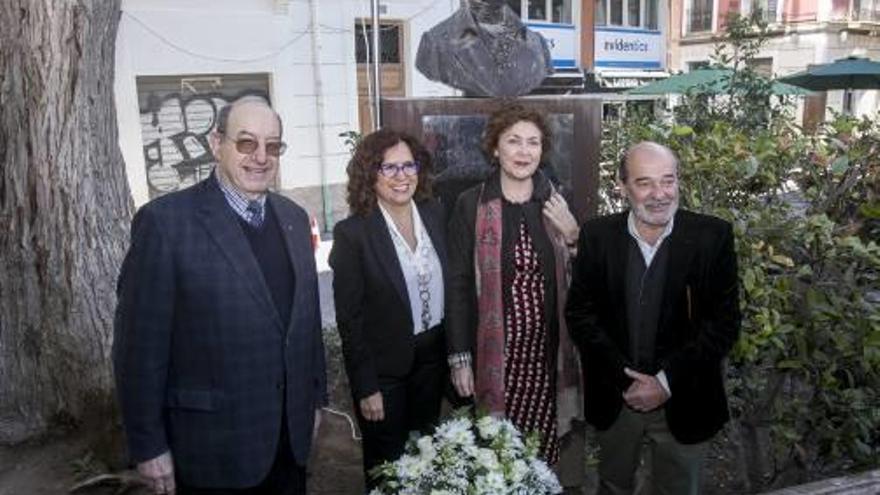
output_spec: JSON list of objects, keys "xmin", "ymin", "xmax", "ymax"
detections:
[
  {"xmin": 215, "ymin": 94, "xmax": 282, "ymax": 136},
  {"xmin": 618, "ymin": 141, "xmax": 679, "ymax": 182}
]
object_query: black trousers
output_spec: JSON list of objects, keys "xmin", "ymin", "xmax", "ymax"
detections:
[
  {"xmin": 355, "ymin": 325, "xmax": 447, "ymax": 491},
  {"xmin": 178, "ymin": 411, "xmax": 307, "ymax": 495}
]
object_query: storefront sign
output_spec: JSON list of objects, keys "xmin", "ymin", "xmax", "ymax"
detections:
[
  {"xmin": 594, "ymin": 27, "xmax": 663, "ymax": 69},
  {"xmin": 526, "ymin": 22, "xmax": 577, "ymax": 68}
]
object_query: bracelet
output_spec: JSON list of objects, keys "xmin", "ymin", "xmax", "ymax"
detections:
[{"xmin": 448, "ymin": 352, "xmax": 472, "ymax": 369}]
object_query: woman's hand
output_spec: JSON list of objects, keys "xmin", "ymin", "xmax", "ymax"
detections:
[
  {"xmin": 451, "ymin": 365, "xmax": 475, "ymax": 398},
  {"xmin": 359, "ymin": 392, "xmax": 385, "ymax": 421},
  {"xmin": 542, "ymin": 192, "xmax": 579, "ymax": 246}
]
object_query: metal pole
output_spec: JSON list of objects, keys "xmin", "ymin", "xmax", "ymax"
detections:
[
  {"xmin": 308, "ymin": 0, "xmax": 333, "ymax": 231},
  {"xmin": 371, "ymin": 0, "xmax": 382, "ymax": 129}
]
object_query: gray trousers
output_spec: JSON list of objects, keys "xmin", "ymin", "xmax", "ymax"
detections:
[
  {"xmin": 596, "ymin": 407, "xmax": 707, "ymax": 495},
  {"xmin": 556, "ymin": 418, "xmax": 587, "ymax": 492}
]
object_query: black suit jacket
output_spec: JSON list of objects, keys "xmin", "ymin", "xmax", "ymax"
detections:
[
  {"xmin": 113, "ymin": 177, "xmax": 327, "ymax": 488},
  {"xmin": 566, "ymin": 209, "xmax": 740, "ymax": 444},
  {"xmin": 329, "ymin": 200, "xmax": 447, "ymax": 401}
]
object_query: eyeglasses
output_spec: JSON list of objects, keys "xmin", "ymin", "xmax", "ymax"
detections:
[
  {"xmin": 225, "ymin": 136, "xmax": 288, "ymax": 157},
  {"xmin": 378, "ymin": 161, "xmax": 420, "ymax": 178}
]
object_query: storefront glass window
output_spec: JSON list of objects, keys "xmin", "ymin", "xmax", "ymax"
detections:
[
  {"xmin": 628, "ymin": 0, "xmax": 641, "ymax": 26},
  {"xmin": 528, "ymin": 0, "xmax": 548, "ymax": 20},
  {"xmin": 597, "ymin": 0, "xmax": 662, "ymax": 28},
  {"xmin": 596, "ymin": 0, "xmax": 607, "ymax": 24},
  {"xmin": 552, "ymin": 0, "xmax": 573, "ymax": 23},
  {"xmin": 610, "ymin": 0, "xmax": 623, "ymax": 25},
  {"xmin": 645, "ymin": 0, "xmax": 658, "ymax": 28}
]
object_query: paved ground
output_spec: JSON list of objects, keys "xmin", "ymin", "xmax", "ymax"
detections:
[{"xmin": 0, "ymin": 417, "xmax": 365, "ymax": 495}]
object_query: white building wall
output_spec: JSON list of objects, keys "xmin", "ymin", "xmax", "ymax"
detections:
[{"xmin": 115, "ymin": 0, "xmax": 457, "ymax": 208}]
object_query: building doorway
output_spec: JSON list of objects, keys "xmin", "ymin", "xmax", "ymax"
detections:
[{"xmin": 355, "ymin": 20, "xmax": 406, "ymax": 135}]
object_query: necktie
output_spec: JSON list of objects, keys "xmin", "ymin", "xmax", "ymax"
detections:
[{"xmin": 246, "ymin": 200, "xmax": 264, "ymax": 228}]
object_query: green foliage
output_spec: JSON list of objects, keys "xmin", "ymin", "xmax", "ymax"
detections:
[
  {"xmin": 675, "ymin": 11, "xmax": 790, "ymax": 131},
  {"xmin": 798, "ymin": 113, "xmax": 880, "ymax": 240},
  {"xmin": 731, "ymin": 212, "xmax": 880, "ymax": 477},
  {"xmin": 339, "ymin": 130, "xmax": 363, "ymax": 156},
  {"xmin": 601, "ymin": 12, "xmax": 880, "ymax": 488}
]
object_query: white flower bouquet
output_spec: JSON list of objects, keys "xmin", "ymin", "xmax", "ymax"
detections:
[{"xmin": 369, "ymin": 409, "xmax": 562, "ymax": 495}]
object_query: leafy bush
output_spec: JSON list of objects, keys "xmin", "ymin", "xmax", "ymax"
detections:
[{"xmin": 600, "ymin": 12, "xmax": 880, "ymax": 491}]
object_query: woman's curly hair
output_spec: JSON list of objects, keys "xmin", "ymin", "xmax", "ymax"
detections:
[
  {"xmin": 481, "ymin": 103, "xmax": 552, "ymax": 164},
  {"xmin": 346, "ymin": 128, "xmax": 434, "ymax": 216}
]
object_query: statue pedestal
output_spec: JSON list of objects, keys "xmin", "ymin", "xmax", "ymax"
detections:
[{"xmin": 381, "ymin": 96, "xmax": 602, "ymax": 222}]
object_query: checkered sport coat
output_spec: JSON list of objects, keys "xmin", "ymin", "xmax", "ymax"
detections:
[{"xmin": 113, "ymin": 176, "xmax": 327, "ymax": 489}]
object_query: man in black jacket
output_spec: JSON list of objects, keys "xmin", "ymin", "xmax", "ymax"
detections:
[{"xmin": 566, "ymin": 142, "xmax": 740, "ymax": 494}]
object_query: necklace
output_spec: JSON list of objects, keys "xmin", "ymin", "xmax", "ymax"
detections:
[{"xmin": 384, "ymin": 206, "xmax": 434, "ymax": 332}]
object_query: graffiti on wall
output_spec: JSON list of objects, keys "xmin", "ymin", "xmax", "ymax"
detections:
[{"xmin": 139, "ymin": 89, "xmax": 268, "ymax": 198}]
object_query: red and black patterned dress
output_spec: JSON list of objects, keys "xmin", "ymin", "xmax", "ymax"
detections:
[{"xmin": 504, "ymin": 218, "xmax": 559, "ymax": 464}]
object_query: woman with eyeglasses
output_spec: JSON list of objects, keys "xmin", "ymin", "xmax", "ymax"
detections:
[
  {"xmin": 329, "ymin": 129, "xmax": 447, "ymax": 491},
  {"xmin": 445, "ymin": 104, "xmax": 582, "ymax": 467}
]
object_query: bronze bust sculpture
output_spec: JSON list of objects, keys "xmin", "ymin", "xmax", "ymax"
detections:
[{"xmin": 416, "ymin": 0, "xmax": 553, "ymax": 97}]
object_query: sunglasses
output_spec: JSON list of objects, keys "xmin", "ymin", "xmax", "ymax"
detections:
[
  {"xmin": 226, "ymin": 137, "xmax": 288, "ymax": 157},
  {"xmin": 378, "ymin": 160, "xmax": 420, "ymax": 178}
]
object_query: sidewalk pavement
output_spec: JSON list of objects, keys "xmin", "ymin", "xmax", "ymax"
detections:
[
  {"xmin": 315, "ymin": 240, "xmax": 336, "ymax": 328},
  {"xmin": 315, "ymin": 239, "xmax": 332, "ymax": 274}
]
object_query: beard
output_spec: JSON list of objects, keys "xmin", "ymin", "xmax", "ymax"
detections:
[{"xmin": 632, "ymin": 198, "xmax": 678, "ymax": 227}]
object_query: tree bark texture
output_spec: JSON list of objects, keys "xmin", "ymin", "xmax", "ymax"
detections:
[{"xmin": 0, "ymin": 0, "xmax": 130, "ymax": 444}]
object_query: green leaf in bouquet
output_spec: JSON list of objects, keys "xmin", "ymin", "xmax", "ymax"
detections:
[{"xmin": 830, "ymin": 155, "xmax": 850, "ymax": 175}]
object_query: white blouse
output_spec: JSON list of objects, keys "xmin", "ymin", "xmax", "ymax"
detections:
[{"xmin": 379, "ymin": 201, "xmax": 445, "ymax": 335}]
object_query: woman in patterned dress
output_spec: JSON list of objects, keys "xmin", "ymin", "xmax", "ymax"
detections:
[{"xmin": 445, "ymin": 104, "xmax": 581, "ymax": 464}]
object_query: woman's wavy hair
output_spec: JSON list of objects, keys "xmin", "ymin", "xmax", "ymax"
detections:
[
  {"xmin": 346, "ymin": 128, "xmax": 434, "ymax": 216},
  {"xmin": 480, "ymin": 103, "xmax": 552, "ymax": 165}
]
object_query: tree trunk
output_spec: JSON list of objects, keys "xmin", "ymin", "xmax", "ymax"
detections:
[{"xmin": 0, "ymin": 0, "xmax": 130, "ymax": 444}]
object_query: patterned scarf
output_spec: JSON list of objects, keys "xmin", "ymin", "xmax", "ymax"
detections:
[
  {"xmin": 474, "ymin": 194, "xmax": 506, "ymax": 415},
  {"xmin": 474, "ymin": 181, "xmax": 583, "ymax": 428}
]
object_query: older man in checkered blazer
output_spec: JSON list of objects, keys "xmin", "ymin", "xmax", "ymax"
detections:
[{"xmin": 114, "ymin": 97, "xmax": 326, "ymax": 495}]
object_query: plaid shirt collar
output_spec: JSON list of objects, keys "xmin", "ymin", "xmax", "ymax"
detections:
[{"xmin": 214, "ymin": 173, "xmax": 267, "ymax": 223}]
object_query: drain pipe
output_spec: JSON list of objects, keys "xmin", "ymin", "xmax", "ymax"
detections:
[
  {"xmin": 308, "ymin": 0, "xmax": 333, "ymax": 232},
  {"xmin": 371, "ymin": 0, "xmax": 382, "ymax": 129}
]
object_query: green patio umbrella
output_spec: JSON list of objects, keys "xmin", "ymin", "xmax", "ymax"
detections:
[
  {"xmin": 779, "ymin": 56, "xmax": 880, "ymax": 91},
  {"xmin": 625, "ymin": 68, "xmax": 812, "ymax": 95}
]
